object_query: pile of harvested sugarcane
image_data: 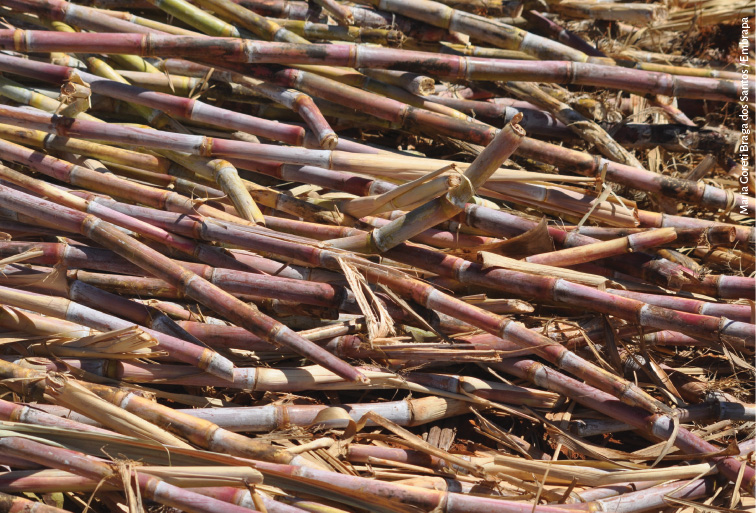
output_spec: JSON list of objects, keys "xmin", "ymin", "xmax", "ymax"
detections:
[{"xmin": 0, "ymin": 0, "xmax": 753, "ymax": 511}]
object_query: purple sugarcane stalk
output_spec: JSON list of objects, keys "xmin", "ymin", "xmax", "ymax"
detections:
[
  {"xmin": 0, "ymin": 184, "xmax": 366, "ymax": 383},
  {"xmin": 113, "ymin": 204, "xmax": 752, "ymax": 347},
  {"xmin": 0, "ymin": 437, "xmax": 258, "ymax": 513},
  {"xmin": 0, "ymin": 280, "xmax": 235, "ymax": 379},
  {"xmin": 0, "ymin": 490, "xmax": 71, "ymax": 513},
  {"xmin": 494, "ymin": 357, "xmax": 754, "ymax": 491},
  {"xmin": 237, "ymin": 162, "xmax": 695, "ymax": 289},
  {"xmin": 0, "ymin": 31, "xmax": 748, "ymax": 102},
  {"xmin": 0, "ymin": 162, "xmax": 251, "ymax": 272},
  {"xmin": 0, "ymin": 398, "xmax": 114, "ymax": 435}
]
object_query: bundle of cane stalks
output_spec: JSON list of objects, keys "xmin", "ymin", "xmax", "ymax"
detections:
[{"xmin": 0, "ymin": 0, "xmax": 753, "ymax": 511}]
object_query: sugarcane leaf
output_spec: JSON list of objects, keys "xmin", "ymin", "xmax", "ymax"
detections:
[{"xmin": 663, "ymin": 496, "xmax": 752, "ymax": 513}]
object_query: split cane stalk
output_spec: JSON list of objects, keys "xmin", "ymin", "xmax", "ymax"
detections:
[{"xmin": 328, "ymin": 114, "xmax": 524, "ymax": 252}]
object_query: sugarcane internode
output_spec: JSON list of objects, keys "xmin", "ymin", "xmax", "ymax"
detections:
[{"xmin": 0, "ymin": 0, "xmax": 753, "ymax": 509}]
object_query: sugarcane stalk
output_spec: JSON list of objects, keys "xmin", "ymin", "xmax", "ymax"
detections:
[
  {"xmin": 350, "ymin": 0, "xmax": 590, "ymax": 61},
  {"xmin": 172, "ymin": 227, "xmax": 678, "ymax": 413},
  {"xmin": 0, "ymin": 472, "xmax": 302, "ymax": 513},
  {"xmin": 243, "ymin": 163, "xmax": 690, "ymax": 288},
  {"xmin": 266, "ymin": 19, "xmax": 405, "ymax": 46},
  {"xmin": 43, "ymin": 373, "xmax": 195, "ymax": 447},
  {"xmin": 458, "ymin": 204, "xmax": 693, "ymax": 288},
  {"xmin": 0, "ymin": 358, "xmax": 329, "ymax": 467},
  {"xmin": 148, "ymin": 0, "xmax": 249, "ymax": 37},
  {"xmin": 93, "ymin": 5, "xmax": 201, "ymax": 35},
  {"xmin": 0, "ymin": 123, "xmax": 170, "ymax": 172},
  {"xmin": 162, "ymin": 396, "xmax": 470, "ymax": 431},
  {"xmin": 1, "ymin": 266, "xmax": 212, "ymax": 349},
  {"xmin": 568, "ymin": 401, "xmax": 754, "ymax": 437},
  {"xmin": 554, "ymin": 1, "xmax": 668, "ymax": 26},
  {"xmin": 0, "ymin": 144, "xmax": 265, "ymax": 271},
  {"xmin": 0, "ymin": 490, "xmax": 72, "ymax": 513},
  {"xmin": 0, "ymin": 397, "xmax": 114, "ymax": 435},
  {"xmin": 603, "ymin": 289, "xmax": 752, "ymax": 323},
  {"xmin": 2, "ymin": 354, "xmax": 391, "ymax": 393},
  {"xmin": 0, "ymin": 91, "xmax": 472, "ymax": 175},
  {"xmin": 232, "ymin": 73, "xmax": 339, "ymax": 149},
  {"xmin": 0, "ymin": 31, "xmax": 747, "ymax": 103},
  {"xmin": 586, "ymin": 478, "xmax": 714, "ymax": 512},
  {"xmin": 0, "ymin": 240, "xmax": 341, "ymax": 284},
  {"xmin": 0, "ymin": 132, "xmax": 256, "ymax": 227},
  {"xmin": 0, "ymin": 282, "xmax": 234, "ymax": 378},
  {"xmin": 277, "ymin": 214, "xmax": 504, "ymax": 249},
  {"xmin": 2, "ymin": 54, "xmax": 310, "ymax": 148},
  {"xmin": 146, "ymin": 0, "xmax": 341, "ymax": 145},
  {"xmin": 0, "ymin": 468, "xmax": 268, "ymax": 493},
  {"xmin": 358, "ymin": 69, "xmax": 435, "ymax": 95},
  {"xmin": 680, "ymin": 274, "xmax": 755, "ymax": 300},
  {"xmin": 3, "ymin": 0, "xmax": 161, "ymax": 35},
  {"xmin": 108, "ymin": 52, "xmax": 162, "ymax": 73},
  {"xmin": 157, "ymin": 0, "xmax": 461, "ymax": 121},
  {"xmin": 0, "ymin": 184, "xmax": 366, "ymax": 383},
  {"xmin": 193, "ymin": 0, "xmax": 309, "ymax": 43},
  {"xmin": 0, "ymin": 304, "xmax": 165, "ymax": 359},
  {"xmin": 562, "ymin": 225, "xmax": 737, "ymax": 246},
  {"xmin": 637, "ymin": 209, "xmax": 755, "ymax": 245},
  {"xmin": 48, "ymin": 191, "xmax": 750, "ymax": 346},
  {"xmin": 1, "ymin": 50, "xmax": 747, "ymax": 215},
  {"xmin": 312, "ymin": 0, "xmax": 353, "ymax": 26},
  {"xmin": 493, "ymin": 358, "xmax": 754, "ymax": 491},
  {"xmin": 0, "ymin": 437, "xmax": 259, "ymax": 513},
  {"xmin": 104, "ymin": 68, "xmax": 204, "ymax": 95},
  {"xmin": 523, "ymin": 10, "xmax": 606, "ymax": 57},
  {"xmin": 505, "ymin": 81, "xmax": 647, "ymax": 170},
  {"xmin": 82, "ymin": 55, "xmax": 266, "ymax": 222},
  {"xmin": 481, "ymin": 181, "xmax": 641, "ymax": 228},
  {"xmin": 0, "ymin": 163, "xmax": 253, "ymax": 269},
  {"xmin": 524, "ymin": 228, "xmax": 678, "ymax": 267}
]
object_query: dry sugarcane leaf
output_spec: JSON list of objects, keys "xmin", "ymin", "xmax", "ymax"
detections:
[
  {"xmin": 28, "ymin": 327, "xmax": 164, "ymax": 360},
  {"xmin": 117, "ymin": 462, "xmax": 145, "ymax": 513},
  {"xmin": 43, "ymin": 373, "xmax": 194, "ymax": 449},
  {"xmin": 354, "ymin": 410, "xmax": 487, "ymax": 478},
  {"xmin": 662, "ymin": 496, "xmax": 753, "ymax": 513},
  {"xmin": 337, "ymin": 258, "xmax": 395, "ymax": 342},
  {"xmin": 0, "ymin": 264, "xmax": 70, "ymax": 296},
  {"xmin": 526, "ymin": 412, "xmax": 649, "ymax": 468},
  {"xmin": 0, "ymin": 249, "xmax": 45, "ymax": 266},
  {"xmin": 376, "ymin": 283, "xmax": 448, "ymax": 341}
]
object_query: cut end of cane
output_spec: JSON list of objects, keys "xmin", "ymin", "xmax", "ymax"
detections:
[
  {"xmin": 411, "ymin": 77, "xmax": 436, "ymax": 96},
  {"xmin": 202, "ymin": 350, "xmax": 237, "ymax": 382},
  {"xmin": 319, "ymin": 133, "xmax": 339, "ymax": 150},
  {"xmin": 509, "ymin": 112, "xmax": 526, "ymax": 135}
]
